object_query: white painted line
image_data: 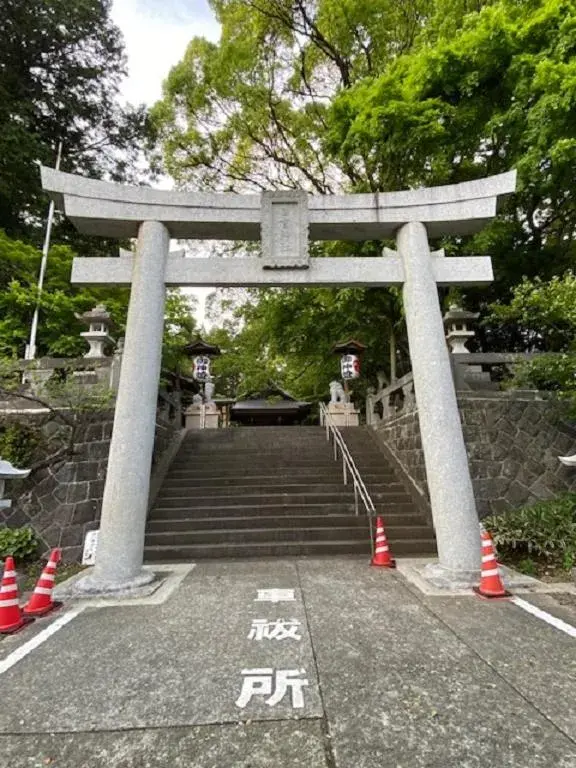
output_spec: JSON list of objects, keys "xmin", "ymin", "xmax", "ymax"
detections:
[
  {"xmin": 0, "ymin": 606, "xmax": 85, "ymax": 676},
  {"xmin": 512, "ymin": 597, "xmax": 576, "ymax": 639}
]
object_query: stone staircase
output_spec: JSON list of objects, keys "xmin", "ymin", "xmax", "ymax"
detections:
[{"xmin": 145, "ymin": 426, "xmax": 436, "ymax": 561}]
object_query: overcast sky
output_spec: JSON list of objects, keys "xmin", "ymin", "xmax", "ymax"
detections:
[
  {"xmin": 110, "ymin": 0, "xmax": 221, "ymax": 326},
  {"xmin": 111, "ymin": 0, "xmax": 220, "ymax": 105}
]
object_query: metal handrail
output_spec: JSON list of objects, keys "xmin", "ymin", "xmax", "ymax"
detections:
[{"xmin": 319, "ymin": 403, "xmax": 376, "ymax": 551}]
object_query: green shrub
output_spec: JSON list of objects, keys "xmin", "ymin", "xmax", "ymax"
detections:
[
  {"xmin": 508, "ymin": 353, "xmax": 576, "ymax": 421},
  {"xmin": 0, "ymin": 423, "xmax": 40, "ymax": 467},
  {"xmin": 510, "ymin": 353, "xmax": 576, "ymax": 393},
  {"xmin": 484, "ymin": 493, "xmax": 576, "ymax": 568},
  {"xmin": 0, "ymin": 526, "xmax": 39, "ymax": 563}
]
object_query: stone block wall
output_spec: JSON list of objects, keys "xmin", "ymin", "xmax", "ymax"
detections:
[
  {"xmin": 375, "ymin": 409, "xmax": 427, "ymax": 503},
  {"xmin": 1, "ymin": 412, "xmax": 181, "ymax": 562},
  {"xmin": 374, "ymin": 393, "xmax": 576, "ymax": 518}
]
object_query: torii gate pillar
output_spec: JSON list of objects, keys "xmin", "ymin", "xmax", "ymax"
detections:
[
  {"xmin": 398, "ymin": 222, "xmax": 480, "ymax": 586},
  {"xmin": 41, "ymin": 167, "xmax": 516, "ymax": 594},
  {"xmin": 82, "ymin": 221, "xmax": 170, "ymax": 593}
]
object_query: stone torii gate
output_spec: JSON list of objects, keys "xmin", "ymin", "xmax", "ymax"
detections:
[{"xmin": 41, "ymin": 167, "xmax": 516, "ymax": 594}]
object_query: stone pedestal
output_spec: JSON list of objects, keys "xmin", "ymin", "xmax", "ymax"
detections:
[
  {"xmin": 326, "ymin": 403, "xmax": 360, "ymax": 427},
  {"xmin": 185, "ymin": 406, "xmax": 219, "ymax": 430}
]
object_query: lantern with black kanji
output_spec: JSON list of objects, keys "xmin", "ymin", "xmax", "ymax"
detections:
[
  {"xmin": 183, "ymin": 338, "xmax": 221, "ymax": 383},
  {"xmin": 331, "ymin": 339, "xmax": 366, "ymax": 381}
]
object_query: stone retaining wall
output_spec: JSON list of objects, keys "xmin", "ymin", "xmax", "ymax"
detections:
[
  {"xmin": 374, "ymin": 393, "xmax": 576, "ymax": 517},
  {"xmin": 1, "ymin": 412, "xmax": 181, "ymax": 561}
]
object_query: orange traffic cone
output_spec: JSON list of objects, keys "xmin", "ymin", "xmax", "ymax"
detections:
[
  {"xmin": 473, "ymin": 530, "xmax": 511, "ymax": 599},
  {"xmin": 23, "ymin": 549, "xmax": 62, "ymax": 617},
  {"xmin": 0, "ymin": 557, "xmax": 34, "ymax": 634},
  {"xmin": 370, "ymin": 517, "xmax": 396, "ymax": 568}
]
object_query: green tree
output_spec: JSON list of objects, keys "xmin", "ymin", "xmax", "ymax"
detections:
[
  {"xmin": 0, "ymin": 230, "xmax": 130, "ymax": 358},
  {"xmin": 0, "ymin": 230, "xmax": 198, "ymax": 368},
  {"xmin": 155, "ymin": 0, "xmax": 576, "ymax": 381},
  {"xmin": 152, "ymin": 0, "xmax": 431, "ymax": 193},
  {"xmin": 328, "ymin": 0, "xmax": 576, "ymax": 311},
  {"xmin": 488, "ymin": 271, "xmax": 576, "ymax": 352},
  {"xmin": 162, "ymin": 291, "xmax": 199, "ymax": 376},
  {"xmin": 206, "ymin": 285, "xmax": 406, "ymax": 401},
  {"xmin": 0, "ymin": 0, "xmax": 149, "ymax": 242}
]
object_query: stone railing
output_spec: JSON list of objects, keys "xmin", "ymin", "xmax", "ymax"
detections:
[
  {"xmin": 19, "ymin": 355, "xmax": 121, "ymax": 395},
  {"xmin": 156, "ymin": 390, "xmax": 183, "ymax": 428},
  {"xmin": 366, "ymin": 352, "xmax": 543, "ymax": 425},
  {"xmin": 366, "ymin": 372, "xmax": 415, "ymax": 426},
  {"xmin": 450, "ymin": 352, "xmax": 539, "ymax": 391}
]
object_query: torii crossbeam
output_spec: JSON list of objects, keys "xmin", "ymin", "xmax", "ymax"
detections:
[{"xmin": 41, "ymin": 167, "xmax": 516, "ymax": 595}]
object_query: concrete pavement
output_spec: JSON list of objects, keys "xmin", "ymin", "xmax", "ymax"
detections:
[{"xmin": 1, "ymin": 557, "xmax": 575, "ymax": 767}]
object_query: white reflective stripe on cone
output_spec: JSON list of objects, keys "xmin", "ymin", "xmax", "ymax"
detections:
[
  {"xmin": 40, "ymin": 574, "xmax": 55, "ymax": 582},
  {"xmin": 481, "ymin": 540, "xmax": 493, "ymax": 548},
  {"xmin": 376, "ymin": 527, "xmax": 384, "ymax": 534},
  {"xmin": 482, "ymin": 568, "xmax": 501, "ymax": 577},
  {"xmin": 0, "ymin": 585, "xmax": 18, "ymax": 593},
  {"xmin": 375, "ymin": 546, "xmax": 389, "ymax": 554},
  {"xmin": 0, "ymin": 598, "xmax": 19, "ymax": 607},
  {"xmin": 1, "ymin": 571, "xmax": 16, "ymax": 578},
  {"xmin": 482, "ymin": 554, "xmax": 496, "ymax": 563},
  {"xmin": 32, "ymin": 587, "xmax": 53, "ymax": 595}
]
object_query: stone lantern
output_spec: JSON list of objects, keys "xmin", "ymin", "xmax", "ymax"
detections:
[
  {"xmin": 76, "ymin": 305, "xmax": 115, "ymax": 358},
  {"xmin": 443, "ymin": 305, "xmax": 479, "ymax": 354},
  {"xmin": 0, "ymin": 459, "xmax": 31, "ymax": 510},
  {"xmin": 327, "ymin": 339, "xmax": 366, "ymax": 427},
  {"xmin": 182, "ymin": 337, "xmax": 222, "ymax": 429}
]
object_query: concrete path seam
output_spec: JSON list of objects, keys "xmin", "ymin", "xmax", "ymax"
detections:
[
  {"xmin": 0, "ymin": 716, "xmax": 326, "ymax": 738},
  {"xmin": 295, "ymin": 560, "xmax": 338, "ymax": 768}
]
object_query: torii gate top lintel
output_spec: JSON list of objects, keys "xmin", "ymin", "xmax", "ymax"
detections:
[{"xmin": 41, "ymin": 166, "xmax": 516, "ymax": 241}]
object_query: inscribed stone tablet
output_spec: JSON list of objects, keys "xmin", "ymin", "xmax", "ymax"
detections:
[{"xmin": 261, "ymin": 191, "xmax": 309, "ymax": 269}]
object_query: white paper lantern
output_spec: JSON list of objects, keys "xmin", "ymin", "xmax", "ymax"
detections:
[
  {"xmin": 193, "ymin": 355, "xmax": 211, "ymax": 381},
  {"xmin": 341, "ymin": 354, "xmax": 361, "ymax": 380}
]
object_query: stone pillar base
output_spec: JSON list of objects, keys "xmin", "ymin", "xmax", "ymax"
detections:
[
  {"xmin": 327, "ymin": 404, "xmax": 360, "ymax": 427},
  {"xmin": 421, "ymin": 561, "xmax": 480, "ymax": 590},
  {"xmin": 185, "ymin": 407, "xmax": 220, "ymax": 429},
  {"xmin": 62, "ymin": 568, "xmax": 157, "ymax": 599}
]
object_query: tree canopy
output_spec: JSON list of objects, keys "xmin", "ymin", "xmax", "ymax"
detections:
[
  {"xmin": 152, "ymin": 0, "xmax": 576, "ymax": 399},
  {"xmin": 0, "ymin": 0, "xmax": 149, "ymax": 244}
]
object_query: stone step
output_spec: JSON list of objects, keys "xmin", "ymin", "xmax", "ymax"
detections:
[
  {"xmin": 145, "ymin": 522, "xmax": 433, "ymax": 543},
  {"xmin": 149, "ymin": 501, "xmax": 421, "ymax": 519},
  {"xmin": 165, "ymin": 464, "xmax": 394, "ymax": 477},
  {"xmin": 169, "ymin": 456, "xmax": 343, "ymax": 464},
  {"xmin": 145, "ymin": 525, "xmax": 372, "ymax": 546},
  {"xmin": 179, "ymin": 439, "xmax": 333, "ymax": 456},
  {"xmin": 168, "ymin": 460, "xmax": 392, "ymax": 472},
  {"xmin": 162, "ymin": 472, "xmax": 348, "ymax": 486},
  {"xmin": 157, "ymin": 482, "xmax": 406, "ymax": 496},
  {"xmin": 147, "ymin": 425, "xmax": 431, "ymax": 561},
  {"xmin": 153, "ymin": 491, "xmax": 412, "ymax": 508},
  {"xmin": 146, "ymin": 514, "xmax": 427, "ymax": 532},
  {"xmin": 143, "ymin": 538, "xmax": 436, "ymax": 561}
]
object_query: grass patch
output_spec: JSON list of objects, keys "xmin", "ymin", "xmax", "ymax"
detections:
[{"xmin": 21, "ymin": 560, "xmax": 86, "ymax": 592}]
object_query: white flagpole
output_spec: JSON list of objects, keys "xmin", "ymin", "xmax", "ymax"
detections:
[{"xmin": 25, "ymin": 141, "xmax": 64, "ymax": 360}]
